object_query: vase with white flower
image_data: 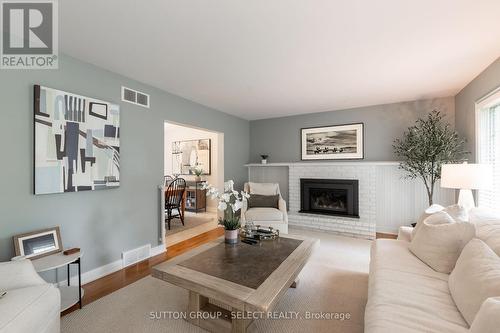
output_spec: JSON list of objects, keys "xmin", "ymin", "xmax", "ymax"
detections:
[
  {"xmin": 191, "ymin": 165, "xmax": 204, "ymax": 182},
  {"xmin": 203, "ymin": 180, "xmax": 250, "ymax": 244}
]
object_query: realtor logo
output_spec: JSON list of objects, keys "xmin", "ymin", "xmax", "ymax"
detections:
[{"xmin": 1, "ymin": 0, "xmax": 58, "ymax": 69}]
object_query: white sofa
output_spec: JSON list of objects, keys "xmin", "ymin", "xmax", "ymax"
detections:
[
  {"xmin": 0, "ymin": 259, "xmax": 60, "ymax": 333},
  {"xmin": 364, "ymin": 208, "xmax": 500, "ymax": 333},
  {"xmin": 241, "ymin": 182, "xmax": 288, "ymax": 234}
]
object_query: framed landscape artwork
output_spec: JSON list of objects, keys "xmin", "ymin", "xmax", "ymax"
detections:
[
  {"xmin": 301, "ymin": 123, "xmax": 364, "ymax": 160},
  {"xmin": 172, "ymin": 139, "xmax": 211, "ymax": 175},
  {"xmin": 34, "ymin": 85, "xmax": 120, "ymax": 195}
]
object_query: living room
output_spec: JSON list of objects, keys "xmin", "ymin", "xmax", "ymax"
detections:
[{"xmin": 1, "ymin": 1, "xmax": 500, "ymax": 333}]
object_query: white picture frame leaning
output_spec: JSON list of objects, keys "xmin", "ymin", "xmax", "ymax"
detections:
[{"xmin": 13, "ymin": 227, "xmax": 63, "ymax": 260}]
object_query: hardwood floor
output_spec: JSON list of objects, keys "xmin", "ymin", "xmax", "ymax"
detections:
[
  {"xmin": 62, "ymin": 227, "xmax": 224, "ymax": 316},
  {"xmin": 62, "ymin": 228, "xmax": 394, "ymax": 316},
  {"xmin": 375, "ymin": 232, "xmax": 398, "ymax": 239}
]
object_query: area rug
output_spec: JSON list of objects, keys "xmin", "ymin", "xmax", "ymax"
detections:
[
  {"xmin": 166, "ymin": 212, "xmax": 216, "ymax": 236},
  {"xmin": 61, "ymin": 229, "xmax": 371, "ymax": 333}
]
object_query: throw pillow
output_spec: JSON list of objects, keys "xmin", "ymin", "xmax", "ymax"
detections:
[
  {"xmin": 469, "ymin": 207, "xmax": 500, "ymax": 256},
  {"xmin": 412, "ymin": 204, "xmax": 467, "ymax": 239},
  {"xmin": 409, "ymin": 211, "xmax": 475, "ymax": 273},
  {"xmin": 469, "ymin": 297, "xmax": 500, "ymax": 333},
  {"xmin": 443, "ymin": 204, "xmax": 469, "ymax": 222},
  {"xmin": 247, "ymin": 194, "xmax": 279, "ymax": 209},
  {"xmin": 449, "ymin": 239, "xmax": 500, "ymax": 326},
  {"xmin": 411, "ymin": 204, "xmax": 444, "ymax": 239}
]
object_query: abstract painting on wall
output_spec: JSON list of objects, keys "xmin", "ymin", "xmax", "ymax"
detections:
[{"xmin": 34, "ymin": 85, "xmax": 120, "ymax": 194}]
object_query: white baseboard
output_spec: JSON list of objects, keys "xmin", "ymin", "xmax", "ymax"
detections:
[
  {"xmin": 151, "ymin": 243, "xmax": 166, "ymax": 257},
  {"xmin": 58, "ymin": 243, "xmax": 167, "ymax": 287}
]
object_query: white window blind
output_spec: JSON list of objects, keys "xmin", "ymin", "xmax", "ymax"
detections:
[{"xmin": 477, "ymin": 90, "xmax": 500, "ymax": 209}]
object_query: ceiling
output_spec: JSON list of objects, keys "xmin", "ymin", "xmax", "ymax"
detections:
[{"xmin": 60, "ymin": 0, "xmax": 500, "ymax": 120}]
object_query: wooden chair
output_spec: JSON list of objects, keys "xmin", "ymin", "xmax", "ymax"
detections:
[
  {"xmin": 165, "ymin": 177, "xmax": 186, "ymax": 230},
  {"xmin": 164, "ymin": 175, "xmax": 174, "ymax": 187}
]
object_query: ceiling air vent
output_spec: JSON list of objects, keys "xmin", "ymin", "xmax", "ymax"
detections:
[{"xmin": 121, "ymin": 86, "xmax": 150, "ymax": 108}]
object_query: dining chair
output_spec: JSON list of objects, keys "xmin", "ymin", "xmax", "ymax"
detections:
[
  {"xmin": 164, "ymin": 175, "xmax": 174, "ymax": 187},
  {"xmin": 165, "ymin": 177, "xmax": 186, "ymax": 230}
]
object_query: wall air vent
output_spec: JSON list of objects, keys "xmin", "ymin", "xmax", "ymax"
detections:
[
  {"xmin": 121, "ymin": 86, "xmax": 150, "ymax": 108},
  {"xmin": 122, "ymin": 244, "xmax": 151, "ymax": 267}
]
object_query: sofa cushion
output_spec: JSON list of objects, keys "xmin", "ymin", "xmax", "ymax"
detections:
[
  {"xmin": 247, "ymin": 194, "xmax": 279, "ymax": 209},
  {"xmin": 443, "ymin": 204, "xmax": 469, "ymax": 222},
  {"xmin": 412, "ymin": 204, "xmax": 444, "ymax": 238},
  {"xmin": 245, "ymin": 207, "xmax": 283, "ymax": 222},
  {"xmin": 449, "ymin": 239, "xmax": 500, "ymax": 326},
  {"xmin": 248, "ymin": 182, "xmax": 279, "ymax": 196},
  {"xmin": 0, "ymin": 284, "xmax": 60, "ymax": 333},
  {"xmin": 397, "ymin": 226, "xmax": 413, "ymax": 242},
  {"xmin": 365, "ymin": 239, "xmax": 469, "ymax": 333},
  {"xmin": 409, "ymin": 211, "xmax": 475, "ymax": 273},
  {"xmin": 0, "ymin": 259, "xmax": 45, "ymax": 291},
  {"xmin": 469, "ymin": 297, "xmax": 500, "ymax": 333},
  {"xmin": 469, "ymin": 207, "xmax": 500, "ymax": 256},
  {"xmin": 412, "ymin": 204, "xmax": 467, "ymax": 239}
]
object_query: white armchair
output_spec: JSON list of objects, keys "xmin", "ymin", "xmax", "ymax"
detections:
[
  {"xmin": 241, "ymin": 182, "xmax": 288, "ymax": 234},
  {"xmin": 0, "ymin": 259, "xmax": 60, "ymax": 333}
]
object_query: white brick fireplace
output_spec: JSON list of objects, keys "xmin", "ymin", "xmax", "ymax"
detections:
[
  {"xmin": 288, "ymin": 163, "xmax": 376, "ymax": 239},
  {"xmin": 246, "ymin": 162, "xmax": 456, "ymax": 239}
]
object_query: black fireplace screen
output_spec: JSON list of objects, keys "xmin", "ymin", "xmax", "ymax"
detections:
[
  {"xmin": 300, "ymin": 178, "xmax": 359, "ymax": 218},
  {"xmin": 310, "ymin": 188, "xmax": 348, "ymax": 213}
]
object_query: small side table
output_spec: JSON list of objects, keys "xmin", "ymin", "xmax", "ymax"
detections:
[
  {"xmin": 185, "ymin": 181, "xmax": 207, "ymax": 213},
  {"xmin": 32, "ymin": 251, "xmax": 84, "ymax": 312}
]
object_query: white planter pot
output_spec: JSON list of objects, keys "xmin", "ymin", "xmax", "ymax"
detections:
[{"xmin": 225, "ymin": 229, "xmax": 239, "ymax": 244}]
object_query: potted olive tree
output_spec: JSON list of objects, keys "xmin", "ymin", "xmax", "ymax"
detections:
[
  {"xmin": 203, "ymin": 180, "xmax": 249, "ymax": 244},
  {"xmin": 393, "ymin": 110, "xmax": 468, "ymax": 206}
]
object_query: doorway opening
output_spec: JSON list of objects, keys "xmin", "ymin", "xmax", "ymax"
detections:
[{"xmin": 163, "ymin": 121, "xmax": 224, "ymax": 246}]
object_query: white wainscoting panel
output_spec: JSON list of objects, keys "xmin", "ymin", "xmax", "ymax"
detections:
[{"xmin": 375, "ymin": 165, "xmax": 455, "ymax": 233}]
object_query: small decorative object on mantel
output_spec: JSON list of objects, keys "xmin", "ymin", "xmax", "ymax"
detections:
[
  {"xmin": 260, "ymin": 155, "xmax": 269, "ymax": 164},
  {"xmin": 301, "ymin": 123, "xmax": 364, "ymax": 160},
  {"xmin": 203, "ymin": 180, "xmax": 250, "ymax": 244},
  {"xmin": 393, "ymin": 110, "xmax": 468, "ymax": 205}
]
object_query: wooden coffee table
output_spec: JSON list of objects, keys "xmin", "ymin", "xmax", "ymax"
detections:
[{"xmin": 152, "ymin": 234, "xmax": 319, "ymax": 333}]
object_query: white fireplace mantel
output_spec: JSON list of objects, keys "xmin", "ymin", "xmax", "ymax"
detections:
[{"xmin": 245, "ymin": 161, "xmax": 400, "ymax": 167}]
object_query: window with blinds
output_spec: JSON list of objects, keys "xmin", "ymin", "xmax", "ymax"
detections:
[{"xmin": 477, "ymin": 89, "xmax": 500, "ymax": 209}]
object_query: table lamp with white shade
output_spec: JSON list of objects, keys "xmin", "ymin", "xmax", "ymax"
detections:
[{"xmin": 440, "ymin": 162, "xmax": 492, "ymax": 211}]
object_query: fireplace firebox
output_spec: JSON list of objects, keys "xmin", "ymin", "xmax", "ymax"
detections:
[{"xmin": 300, "ymin": 178, "xmax": 359, "ymax": 218}]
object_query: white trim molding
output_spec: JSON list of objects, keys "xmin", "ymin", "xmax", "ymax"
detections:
[
  {"xmin": 475, "ymin": 85, "xmax": 500, "ymax": 163},
  {"xmin": 245, "ymin": 161, "xmax": 400, "ymax": 167},
  {"xmin": 59, "ymin": 243, "xmax": 167, "ymax": 287}
]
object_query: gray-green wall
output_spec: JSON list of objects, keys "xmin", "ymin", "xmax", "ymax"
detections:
[
  {"xmin": 455, "ymin": 57, "xmax": 500, "ymax": 161},
  {"xmin": 0, "ymin": 55, "xmax": 250, "ymax": 271},
  {"xmin": 249, "ymin": 97, "xmax": 455, "ymax": 162}
]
